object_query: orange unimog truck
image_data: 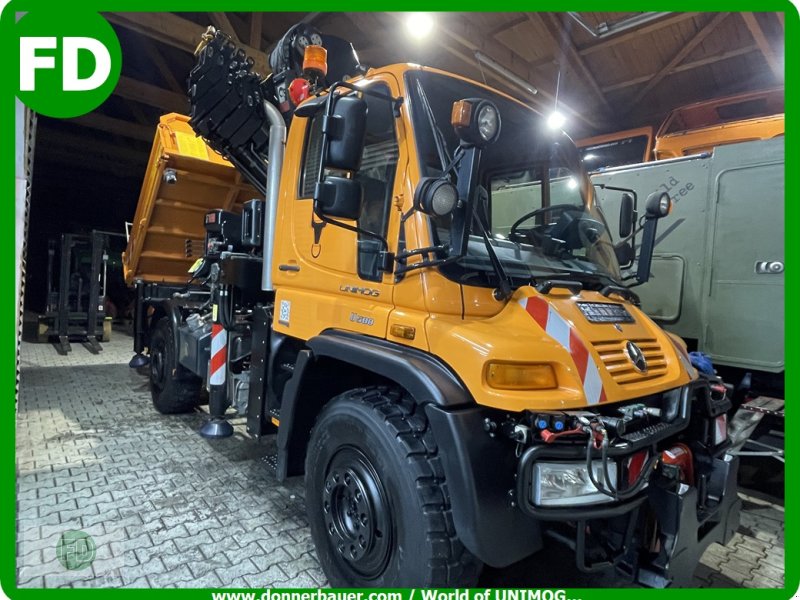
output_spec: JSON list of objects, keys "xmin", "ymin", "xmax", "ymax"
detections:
[
  {"xmin": 653, "ymin": 88, "xmax": 784, "ymax": 159},
  {"xmin": 130, "ymin": 25, "xmax": 740, "ymax": 588},
  {"xmin": 577, "ymin": 126, "xmax": 654, "ymax": 170}
]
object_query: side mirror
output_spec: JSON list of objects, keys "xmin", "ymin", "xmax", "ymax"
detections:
[
  {"xmin": 316, "ymin": 176, "xmax": 362, "ymax": 220},
  {"xmin": 324, "ymin": 95, "xmax": 367, "ymax": 171},
  {"xmin": 636, "ymin": 192, "xmax": 672, "ymax": 283},
  {"xmin": 414, "ymin": 177, "xmax": 458, "ymax": 217},
  {"xmin": 614, "ymin": 241, "xmax": 635, "ymax": 268},
  {"xmin": 619, "ymin": 192, "xmax": 635, "ymax": 238},
  {"xmin": 645, "ymin": 191, "xmax": 671, "ymax": 219}
]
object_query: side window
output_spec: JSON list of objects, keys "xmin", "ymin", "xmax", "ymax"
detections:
[
  {"xmin": 299, "ymin": 83, "xmax": 399, "ymax": 282},
  {"xmin": 300, "ymin": 116, "xmax": 324, "ymax": 198}
]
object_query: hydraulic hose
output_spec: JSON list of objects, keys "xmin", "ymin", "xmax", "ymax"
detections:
[{"xmin": 585, "ymin": 426, "xmax": 660, "ymax": 502}]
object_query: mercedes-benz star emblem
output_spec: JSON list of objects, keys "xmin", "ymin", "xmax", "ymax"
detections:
[{"xmin": 625, "ymin": 341, "xmax": 648, "ymax": 373}]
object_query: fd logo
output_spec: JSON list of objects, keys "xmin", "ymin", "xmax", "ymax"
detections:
[{"xmin": 16, "ymin": 12, "xmax": 122, "ymax": 118}]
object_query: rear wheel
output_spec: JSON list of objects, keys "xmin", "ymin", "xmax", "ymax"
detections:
[
  {"xmin": 149, "ymin": 317, "xmax": 202, "ymax": 414},
  {"xmin": 305, "ymin": 386, "xmax": 481, "ymax": 587}
]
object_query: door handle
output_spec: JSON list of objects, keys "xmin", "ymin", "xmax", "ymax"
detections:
[{"xmin": 755, "ymin": 261, "xmax": 784, "ymax": 274}]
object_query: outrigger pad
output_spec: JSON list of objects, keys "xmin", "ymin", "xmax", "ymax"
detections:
[
  {"xmin": 129, "ymin": 354, "xmax": 150, "ymax": 369},
  {"xmin": 199, "ymin": 418, "xmax": 234, "ymax": 438}
]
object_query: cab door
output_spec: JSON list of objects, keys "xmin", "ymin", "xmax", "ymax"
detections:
[{"xmin": 272, "ymin": 74, "xmax": 405, "ymax": 341}]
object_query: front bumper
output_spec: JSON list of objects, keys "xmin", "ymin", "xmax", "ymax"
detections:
[{"xmin": 515, "ymin": 442, "xmax": 740, "ymax": 587}]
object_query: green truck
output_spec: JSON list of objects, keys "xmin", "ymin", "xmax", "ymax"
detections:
[
  {"xmin": 591, "ymin": 138, "xmax": 784, "ymax": 470},
  {"xmin": 592, "ymin": 138, "xmax": 784, "ymax": 384}
]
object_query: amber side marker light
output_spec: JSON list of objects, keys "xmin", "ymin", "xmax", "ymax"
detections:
[
  {"xmin": 486, "ymin": 362, "xmax": 557, "ymax": 390},
  {"xmin": 451, "ymin": 99, "xmax": 473, "ymax": 129},
  {"xmin": 390, "ymin": 324, "xmax": 416, "ymax": 340}
]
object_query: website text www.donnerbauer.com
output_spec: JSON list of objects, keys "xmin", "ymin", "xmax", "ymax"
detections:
[{"xmin": 211, "ymin": 588, "xmax": 576, "ymax": 600}]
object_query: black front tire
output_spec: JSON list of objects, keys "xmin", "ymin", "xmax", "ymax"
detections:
[
  {"xmin": 149, "ymin": 317, "xmax": 202, "ymax": 414},
  {"xmin": 305, "ymin": 386, "xmax": 481, "ymax": 587}
]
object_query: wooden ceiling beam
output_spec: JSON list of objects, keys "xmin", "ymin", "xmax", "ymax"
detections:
[
  {"xmin": 114, "ymin": 76, "xmax": 188, "ymax": 114},
  {"xmin": 627, "ymin": 12, "xmax": 730, "ymax": 109},
  {"xmin": 107, "ymin": 12, "xmax": 270, "ymax": 74},
  {"xmin": 426, "ymin": 16, "xmax": 604, "ymax": 129},
  {"xmin": 106, "ymin": 12, "xmax": 198, "ymax": 52},
  {"xmin": 249, "ymin": 13, "xmax": 263, "ymax": 47},
  {"xmin": 209, "ymin": 12, "xmax": 241, "ymax": 45},
  {"xmin": 142, "ymin": 40, "xmax": 184, "ymax": 94},
  {"xmin": 741, "ymin": 12, "xmax": 783, "ymax": 80},
  {"xmin": 126, "ymin": 101, "xmax": 153, "ymax": 126},
  {"xmin": 601, "ymin": 44, "xmax": 759, "ymax": 93},
  {"xmin": 534, "ymin": 13, "xmax": 613, "ymax": 114},
  {"xmin": 487, "ymin": 14, "xmax": 527, "ymax": 38},
  {"xmin": 577, "ymin": 12, "xmax": 701, "ymax": 57},
  {"xmin": 66, "ymin": 113, "xmax": 154, "ymax": 143}
]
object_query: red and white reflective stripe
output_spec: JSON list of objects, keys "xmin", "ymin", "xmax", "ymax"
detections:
[
  {"xmin": 519, "ymin": 296, "xmax": 607, "ymax": 405},
  {"xmin": 209, "ymin": 323, "xmax": 227, "ymax": 386},
  {"xmin": 714, "ymin": 414, "xmax": 728, "ymax": 445}
]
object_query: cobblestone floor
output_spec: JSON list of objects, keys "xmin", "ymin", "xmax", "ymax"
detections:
[{"xmin": 16, "ymin": 332, "xmax": 786, "ymax": 588}]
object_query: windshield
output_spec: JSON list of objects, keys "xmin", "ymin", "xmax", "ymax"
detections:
[{"xmin": 406, "ymin": 70, "xmax": 622, "ymax": 289}]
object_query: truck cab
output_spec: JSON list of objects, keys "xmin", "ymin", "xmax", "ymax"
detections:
[{"xmin": 132, "ymin": 30, "xmax": 741, "ymax": 588}]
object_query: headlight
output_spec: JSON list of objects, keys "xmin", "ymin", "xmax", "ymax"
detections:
[
  {"xmin": 532, "ymin": 461, "xmax": 616, "ymax": 507},
  {"xmin": 645, "ymin": 191, "xmax": 672, "ymax": 218},
  {"xmin": 429, "ymin": 180, "xmax": 458, "ymax": 216},
  {"xmin": 413, "ymin": 177, "xmax": 458, "ymax": 217},
  {"xmin": 477, "ymin": 104, "xmax": 499, "ymax": 142}
]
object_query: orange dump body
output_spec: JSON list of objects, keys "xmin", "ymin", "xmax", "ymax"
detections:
[{"xmin": 123, "ymin": 114, "xmax": 260, "ymax": 285}]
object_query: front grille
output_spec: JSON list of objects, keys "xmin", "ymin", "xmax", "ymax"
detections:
[{"xmin": 592, "ymin": 338, "xmax": 667, "ymax": 385}]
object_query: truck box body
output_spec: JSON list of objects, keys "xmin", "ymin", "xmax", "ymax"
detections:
[
  {"xmin": 592, "ymin": 138, "xmax": 784, "ymax": 373},
  {"xmin": 123, "ymin": 113, "xmax": 260, "ymax": 286}
]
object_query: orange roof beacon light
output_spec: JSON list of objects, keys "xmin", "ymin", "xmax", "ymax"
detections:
[{"xmin": 303, "ymin": 44, "xmax": 328, "ymax": 78}]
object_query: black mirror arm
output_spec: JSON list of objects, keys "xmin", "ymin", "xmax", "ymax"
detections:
[
  {"xmin": 395, "ymin": 254, "xmax": 460, "ymax": 276},
  {"xmin": 395, "ymin": 245, "xmax": 448, "ymax": 261},
  {"xmin": 594, "ymin": 183, "xmax": 638, "ymax": 205},
  {"xmin": 635, "ymin": 217, "xmax": 659, "ymax": 283}
]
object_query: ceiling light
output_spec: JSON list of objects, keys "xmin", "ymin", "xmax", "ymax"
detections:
[
  {"xmin": 547, "ymin": 111, "xmax": 566, "ymax": 130},
  {"xmin": 406, "ymin": 13, "xmax": 434, "ymax": 39}
]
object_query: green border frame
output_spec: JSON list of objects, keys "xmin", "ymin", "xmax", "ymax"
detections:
[{"xmin": 2, "ymin": 3, "xmax": 796, "ymax": 597}]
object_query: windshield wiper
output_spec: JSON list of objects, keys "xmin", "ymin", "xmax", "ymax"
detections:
[
  {"xmin": 472, "ymin": 196, "xmax": 513, "ymax": 300},
  {"xmin": 415, "ymin": 80, "xmax": 450, "ymax": 172}
]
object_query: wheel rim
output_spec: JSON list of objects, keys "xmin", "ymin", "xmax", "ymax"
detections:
[
  {"xmin": 150, "ymin": 339, "xmax": 166, "ymax": 391},
  {"xmin": 322, "ymin": 446, "xmax": 392, "ymax": 579}
]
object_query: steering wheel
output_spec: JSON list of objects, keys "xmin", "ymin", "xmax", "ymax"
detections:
[
  {"xmin": 577, "ymin": 217, "xmax": 607, "ymax": 249},
  {"xmin": 508, "ymin": 203, "xmax": 579, "ymax": 244}
]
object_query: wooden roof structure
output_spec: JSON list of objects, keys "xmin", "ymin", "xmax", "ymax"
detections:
[{"xmin": 30, "ymin": 11, "xmax": 784, "ymax": 221}]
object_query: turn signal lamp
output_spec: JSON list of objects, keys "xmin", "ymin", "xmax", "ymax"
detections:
[
  {"xmin": 390, "ymin": 324, "xmax": 416, "ymax": 340},
  {"xmin": 451, "ymin": 100, "xmax": 472, "ymax": 129},
  {"xmin": 303, "ymin": 45, "xmax": 328, "ymax": 77},
  {"xmin": 486, "ymin": 362, "xmax": 557, "ymax": 390}
]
